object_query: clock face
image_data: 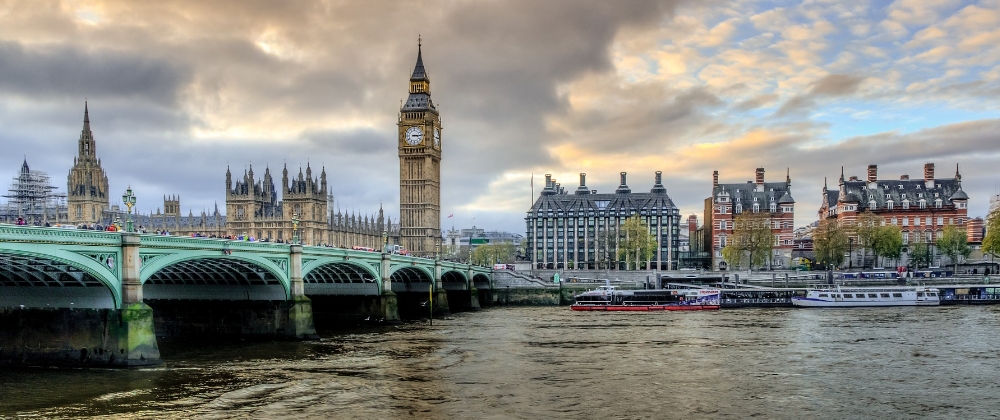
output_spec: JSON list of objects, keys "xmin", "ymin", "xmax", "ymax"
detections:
[
  {"xmin": 405, "ymin": 126, "xmax": 423, "ymax": 145},
  {"xmin": 434, "ymin": 128, "xmax": 440, "ymax": 148}
]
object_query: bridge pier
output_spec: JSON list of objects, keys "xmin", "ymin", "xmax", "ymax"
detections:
[
  {"xmin": 433, "ymin": 257, "xmax": 450, "ymax": 316},
  {"xmin": 286, "ymin": 245, "xmax": 318, "ymax": 339},
  {"xmin": 381, "ymin": 252, "xmax": 401, "ymax": 322}
]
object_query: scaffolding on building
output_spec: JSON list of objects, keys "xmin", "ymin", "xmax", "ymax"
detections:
[{"xmin": 1, "ymin": 159, "xmax": 68, "ymax": 224}]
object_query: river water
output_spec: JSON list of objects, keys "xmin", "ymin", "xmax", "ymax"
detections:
[{"xmin": 3, "ymin": 305, "xmax": 1000, "ymax": 419}]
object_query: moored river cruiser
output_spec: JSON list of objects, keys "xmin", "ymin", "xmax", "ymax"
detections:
[
  {"xmin": 791, "ymin": 286, "xmax": 940, "ymax": 307},
  {"xmin": 571, "ymin": 285, "xmax": 721, "ymax": 311}
]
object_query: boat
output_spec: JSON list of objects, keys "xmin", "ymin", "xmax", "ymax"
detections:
[
  {"xmin": 571, "ymin": 285, "xmax": 721, "ymax": 311},
  {"xmin": 791, "ymin": 286, "xmax": 940, "ymax": 307}
]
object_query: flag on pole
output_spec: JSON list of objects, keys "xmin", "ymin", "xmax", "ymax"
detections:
[{"xmin": 447, "ymin": 214, "xmax": 453, "ymax": 218}]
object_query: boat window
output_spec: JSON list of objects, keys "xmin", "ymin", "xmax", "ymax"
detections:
[
  {"xmin": 916, "ymin": 292, "xmax": 924, "ymax": 297},
  {"xmin": 880, "ymin": 293, "xmax": 890, "ymax": 298},
  {"xmin": 842, "ymin": 294, "xmax": 853, "ymax": 298},
  {"xmin": 868, "ymin": 294, "xmax": 878, "ymax": 298},
  {"xmin": 928, "ymin": 293, "xmax": 937, "ymax": 297},
  {"xmin": 892, "ymin": 293, "xmax": 903, "ymax": 298},
  {"xmin": 832, "ymin": 294, "xmax": 841, "ymax": 298},
  {"xmin": 818, "ymin": 294, "xmax": 828, "ymax": 297}
]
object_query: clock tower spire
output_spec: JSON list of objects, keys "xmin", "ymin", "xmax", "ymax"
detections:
[{"xmin": 398, "ymin": 38, "xmax": 442, "ymax": 257}]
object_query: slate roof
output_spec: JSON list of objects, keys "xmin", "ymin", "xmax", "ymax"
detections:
[
  {"xmin": 528, "ymin": 175, "xmax": 679, "ymax": 218},
  {"xmin": 712, "ymin": 181, "xmax": 794, "ymax": 208},
  {"xmin": 832, "ymin": 177, "xmax": 967, "ymax": 211}
]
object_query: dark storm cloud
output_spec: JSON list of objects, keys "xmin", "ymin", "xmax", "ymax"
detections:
[{"xmin": 0, "ymin": 40, "xmax": 189, "ymax": 103}]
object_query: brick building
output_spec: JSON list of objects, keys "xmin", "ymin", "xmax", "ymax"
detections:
[
  {"xmin": 704, "ymin": 168, "xmax": 796, "ymax": 270},
  {"xmin": 818, "ymin": 163, "xmax": 969, "ymax": 267}
]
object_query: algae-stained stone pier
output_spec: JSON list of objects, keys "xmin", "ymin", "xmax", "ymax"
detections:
[{"xmin": 0, "ymin": 226, "xmax": 492, "ymax": 367}]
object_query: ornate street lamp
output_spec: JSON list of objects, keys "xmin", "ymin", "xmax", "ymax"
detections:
[
  {"xmin": 122, "ymin": 186, "xmax": 136, "ymax": 233},
  {"xmin": 382, "ymin": 229, "xmax": 388, "ymax": 253},
  {"xmin": 292, "ymin": 213, "xmax": 300, "ymax": 244}
]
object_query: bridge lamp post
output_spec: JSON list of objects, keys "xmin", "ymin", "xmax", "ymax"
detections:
[
  {"xmin": 122, "ymin": 186, "xmax": 136, "ymax": 233},
  {"xmin": 292, "ymin": 213, "xmax": 300, "ymax": 245},
  {"xmin": 382, "ymin": 230, "xmax": 388, "ymax": 253}
]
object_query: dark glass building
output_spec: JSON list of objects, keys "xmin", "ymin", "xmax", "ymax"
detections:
[{"xmin": 526, "ymin": 172, "xmax": 680, "ymax": 270}]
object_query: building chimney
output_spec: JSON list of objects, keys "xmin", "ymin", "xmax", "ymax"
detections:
[
  {"xmin": 867, "ymin": 164, "xmax": 877, "ymax": 183},
  {"xmin": 849, "ymin": 176, "xmax": 859, "ymax": 181},
  {"xmin": 651, "ymin": 171, "xmax": 667, "ymax": 193},
  {"xmin": 545, "ymin": 174, "xmax": 552, "ymax": 188},
  {"xmin": 924, "ymin": 163, "xmax": 935, "ymax": 188},
  {"xmin": 755, "ymin": 168, "xmax": 765, "ymax": 185},
  {"xmin": 576, "ymin": 173, "xmax": 590, "ymax": 195},
  {"xmin": 900, "ymin": 175, "xmax": 909, "ymax": 180},
  {"xmin": 616, "ymin": 172, "xmax": 631, "ymax": 194},
  {"xmin": 712, "ymin": 170, "xmax": 719, "ymax": 188}
]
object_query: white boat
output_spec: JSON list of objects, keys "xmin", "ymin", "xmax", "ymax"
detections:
[{"xmin": 791, "ymin": 286, "xmax": 940, "ymax": 307}]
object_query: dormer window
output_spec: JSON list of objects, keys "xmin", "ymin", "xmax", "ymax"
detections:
[
  {"xmin": 753, "ymin": 204, "xmax": 760, "ymax": 213},
  {"xmin": 770, "ymin": 203, "xmax": 776, "ymax": 212},
  {"xmin": 869, "ymin": 200, "xmax": 877, "ymax": 210},
  {"xmin": 919, "ymin": 199, "xmax": 926, "ymax": 209},
  {"xmin": 902, "ymin": 199, "xmax": 910, "ymax": 209},
  {"xmin": 935, "ymin": 199, "xmax": 942, "ymax": 209},
  {"xmin": 887, "ymin": 200, "xmax": 894, "ymax": 210}
]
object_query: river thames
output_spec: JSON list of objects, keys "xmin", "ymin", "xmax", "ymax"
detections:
[{"xmin": 2, "ymin": 305, "xmax": 999, "ymax": 419}]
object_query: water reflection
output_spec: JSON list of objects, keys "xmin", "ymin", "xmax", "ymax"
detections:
[{"xmin": 2, "ymin": 306, "xmax": 999, "ymax": 419}]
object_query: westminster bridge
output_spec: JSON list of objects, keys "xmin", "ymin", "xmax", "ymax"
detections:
[{"xmin": 0, "ymin": 225, "xmax": 492, "ymax": 367}]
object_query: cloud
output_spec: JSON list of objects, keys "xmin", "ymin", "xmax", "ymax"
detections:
[{"xmin": 775, "ymin": 74, "xmax": 865, "ymax": 116}]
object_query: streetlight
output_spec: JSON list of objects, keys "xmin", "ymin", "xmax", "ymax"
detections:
[
  {"xmin": 122, "ymin": 186, "xmax": 136, "ymax": 233},
  {"xmin": 382, "ymin": 229, "xmax": 388, "ymax": 253},
  {"xmin": 291, "ymin": 213, "xmax": 300, "ymax": 244},
  {"xmin": 848, "ymin": 237, "xmax": 854, "ymax": 270}
]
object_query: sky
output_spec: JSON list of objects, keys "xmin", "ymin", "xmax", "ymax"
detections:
[{"xmin": 2, "ymin": 0, "xmax": 1000, "ymax": 234}]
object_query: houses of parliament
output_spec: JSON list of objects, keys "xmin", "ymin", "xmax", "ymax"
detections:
[{"xmin": 50, "ymin": 41, "xmax": 443, "ymax": 252}]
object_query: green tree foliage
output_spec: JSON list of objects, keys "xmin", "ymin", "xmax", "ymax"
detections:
[
  {"xmin": 854, "ymin": 211, "xmax": 882, "ymax": 268},
  {"xmin": 874, "ymin": 225, "xmax": 903, "ymax": 267},
  {"xmin": 721, "ymin": 212, "xmax": 773, "ymax": 272},
  {"xmin": 983, "ymin": 209, "xmax": 1000, "ymax": 259},
  {"xmin": 813, "ymin": 219, "xmax": 848, "ymax": 268},
  {"xmin": 909, "ymin": 242, "xmax": 932, "ymax": 269},
  {"xmin": 470, "ymin": 243, "xmax": 517, "ymax": 266},
  {"xmin": 936, "ymin": 225, "xmax": 971, "ymax": 273},
  {"xmin": 617, "ymin": 215, "xmax": 656, "ymax": 270}
]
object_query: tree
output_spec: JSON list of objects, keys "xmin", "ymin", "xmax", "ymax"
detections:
[
  {"xmin": 937, "ymin": 225, "xmax": 971, "ymax": 273},
  {"xmin": 983, "ymin": 209, "xmax": 1000, "ymax": 259},
  {"xmin": 909, "ymin": 242, "xmax": 932, "ymax": 270},
  {"xmin": 617, "ymin": 215, "xmax": 656, "ymax": 270},
  {"xmin": 470, "ymin": 243, "xmax": 516, "ymax": 266},
  {"xmin": 874, "ymin": 225, "xmax": 903, "ymax": 268},
  {"xmin": 813, "ymin": 219, "xmax": 848, "ymax": 269},
  {"xmin": 854, "ymin": 211, "xmax": 882, "ymax": 269},
  {"xmin": 721, "ymin": 212, "xmax": 773, "ymax": 272},
  {"xmin": 595, "ymin": 224, "xmax": 619, "ymax": 270}
]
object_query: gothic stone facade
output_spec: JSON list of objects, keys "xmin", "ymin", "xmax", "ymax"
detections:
[
  {"xmin": 526, "ymin": 172, "xmax": 680, "ymax": 270},
  {"xmin": 819, "ymin": 163, "xmax": 969, "ymax": 267},
  {"xmin": 706, "ymin": 168, "xmax": 796, "ymax": 270},
  {"xmin": 67, "ymin": 102, "xmax": 110, "ymax": 225},
  {"xmin": 398, "ymin": 41, "xmax": 442, "ymax": 257}
]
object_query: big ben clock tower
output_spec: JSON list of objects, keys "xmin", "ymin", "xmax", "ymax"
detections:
[{"xmin": 398, "ymin": 39, "xmax": 442, "ymax": 257}]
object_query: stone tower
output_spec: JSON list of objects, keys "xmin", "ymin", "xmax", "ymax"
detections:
[
  {"xmin": 67, "ymin": 101, "xmax": 110, "ymax": 225},
  {"xmin": 398, "ymin": 39, "xmax": 442, "ymax": 257},
  {"xmin": 281, "ymin": 163, "xmax": 328, "ymax": 246}
]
